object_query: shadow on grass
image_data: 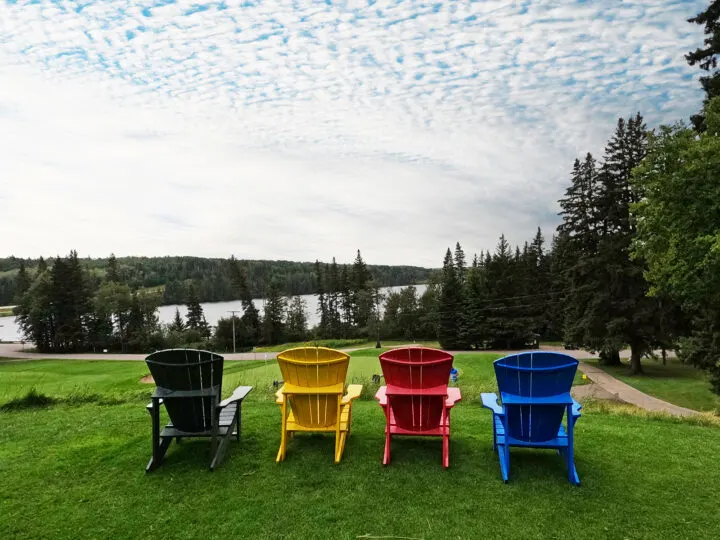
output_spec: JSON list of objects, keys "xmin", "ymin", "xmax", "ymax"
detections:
[{"xmin": 1, "ymin": 387, "xmax": 149, "ymax": 411}]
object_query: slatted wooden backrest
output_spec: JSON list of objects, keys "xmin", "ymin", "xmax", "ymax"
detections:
[
  {"xmin": 379, "ymin": 347, "xmax": 453, "ymax": 432},
  {"xmin": 494, "ymin": 352, "xmax": 578, "ymax": 442},
  {"xmin": 277, "ymin": 347, "xmax": 350, "ymax": 428},
  {"xmin": 145, "ymin": 349, "xmax": 224, "ymax": 432}
]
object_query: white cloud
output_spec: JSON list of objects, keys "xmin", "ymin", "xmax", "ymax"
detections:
[{"xmin": 0, "ymin": 0, "xmax": 709, "ymax": 267}]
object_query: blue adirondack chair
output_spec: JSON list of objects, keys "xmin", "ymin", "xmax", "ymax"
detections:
[{"xmin": 481, "ymin": 351, "xmax": 582, "ymax": 485}]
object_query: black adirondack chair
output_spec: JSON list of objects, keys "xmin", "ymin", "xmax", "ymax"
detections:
[{"xmin": 145, "ymin": 349, "xmax": 252, "ymax": 472}]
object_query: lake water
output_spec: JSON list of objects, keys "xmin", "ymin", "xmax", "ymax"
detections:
[{"xmin": 0, "ymin": 284, "xmax": 427, "ymax": 343}]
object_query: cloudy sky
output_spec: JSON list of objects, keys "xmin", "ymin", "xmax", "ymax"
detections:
[{"xmin": 0, "ymin": 0, "xmax": 707, "ymax": 267}]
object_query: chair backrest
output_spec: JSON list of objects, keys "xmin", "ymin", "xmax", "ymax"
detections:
[
  {"xmin": 277, "ymin": 347, "xmax": 350, "ymax": 429},
  {"xmin": 494, "ymin": 351, "xmax": 578, "ymax": 442},
  {"xmin": 379, "ymin": 347, "xmax": 453, "ymax": 432},
  {"xmin": 145, "ymin": 349, "xmax": 224, "ymax": 433}
]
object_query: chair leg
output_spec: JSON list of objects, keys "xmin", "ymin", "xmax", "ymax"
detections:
[
  {"xmin": 498, "ymin": 444, "xmax": 510, "ymax": 483},
  {"xmin": 383, "ymin": 430, "xmax": 391, "ymax": 465},
  {"xmin": 442, "ymin": 434, "xmax": 450, "ymax": 468},
  {"xmin": 146, "ymin": 399, "xmax": 172, "ymax": 473},
  {"xmin": 277, "ymin": 401, "xmax": 288, "ymax": 463},
  {"xmin": 565, "ymin": 446, "xmax": 580, "ymax": 486},
  {"xmin": 210, "ymin": 433, "xmax": 233, "ymax": 471},
  {"xmin": 235, "ymin": 403, "xmax": 242, "ymax": 442},
  {"xmin": 335, "ymin": 431, "xmax": 348, "ymax": 463},
  {"xmin": 146, "ymin": 437, "xmax": 172, "ymax": 473}
]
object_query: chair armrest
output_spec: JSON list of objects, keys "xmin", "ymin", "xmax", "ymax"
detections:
[
  {"xmin": 481, "ymin": 393, "xmax": 504, "ymax": 415},
  {"xmin": 375, "ymin": 386, "xmax": 387, "ymax": 406},
  {"xmin": 219, "ymin": 386, "xmax": 253, "ymax": 409},
  {"xmin": 341, "ymin": 384, "xmax": 363, "ymax": 404},
  {"xmin": 571, "ymin": 399, "xmax": 582, "ymax": 418},
  {"xmin": 446, "ymin": 387, "xmax": 462, "ymax": 408},
  {"xmin": 275, "ymin": 386, "xmax": 285, "ymax": 405}
]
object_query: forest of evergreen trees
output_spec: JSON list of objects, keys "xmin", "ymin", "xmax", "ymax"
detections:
[
  {"xmin": 0, "ymin": 255, "xmax": 431, "ymax": 307},
  {"xmin": 5, "ymin": 2, "xmax": 720, "ymax": 396}
]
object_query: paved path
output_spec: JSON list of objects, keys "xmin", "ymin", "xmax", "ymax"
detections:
[{"xmin": 578, "ymin": 361, "xmax": 698, "ymax": 417}]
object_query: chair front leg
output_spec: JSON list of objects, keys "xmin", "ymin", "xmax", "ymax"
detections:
[
  {"xmin": 146, "ymin": 398, "xmax": 170, "ymax": 473},
  {"xmin": 334, "ymin": 395, "xmax": 342, "ymax": 463},
  {"xmin": 277, "ymin": 399, "xmax": 288, "ymax": 462}
]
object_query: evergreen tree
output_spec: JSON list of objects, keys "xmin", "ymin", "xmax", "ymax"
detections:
[
  {"xmin": 595, "ymin": 114, "xmax": 655, "ymax": 374},
  {"xmin": 339, "ymin": 265, "xmax": 353, "ymax": 328},
  {"xmin": 314, "ymin": 260, "xmax": 329, "ymax": 337},
  {"xmin": 686, "ymin": 1, "xmax": 720, "ymax": 131},
  {"xmin": 16, "ymin": 272, "xmax": 54, "ymax": 351},
  {"xmin": 438, "ymin": 248, "xmax": 464, "ymax": 349},
  {"xmin": 397, "ymin": 286, "xmax": 419, "ymax": 341},
  {"xmin": 262, "ymin": 279, "xmax": 286, "ymax": 345},
  {"xmin": 94, "ymin": 281, "xmax": 132, "ymax": 351},
  {"xmin": 351, "ymin": 250, "xmax": 373, "ymax": 329},
  {"xmin": 37, "ymin": 256, "xmax": 47, "ymax": 274},
  {"xmin": 558, "ymin": 154, "xmax": 611, "ymax": 359},
  {"xmin": 285, "ymin": 296, "xmax": 308, "ymax": 342},
  {"xmin": 327, "ymin": 258, "xmax": 342, "ymax": 336},
  {"xmin": 106, "ymin": 253, "xmax": 120, "ymax": 283},
  {"xmin": 170, "ymin": 307, "xmax": 184, "ymax": 332},
  {"xmin": 464, "ymin": 254, "xmax": 488, "ymax": 348},
  {"xmin": 15, "ymin": 260, "xmax": 31, "ymax": 302},
  {"xmin": 185, "ymin": 285, "xmax": 206, "ymax": 332},
  {"xmin": 50, "ymin": 251, "xmax": 91, "ymax": 352},
  {"xmin": 454, "ymin": 242, "xmax": 466, "ymax": 283}
]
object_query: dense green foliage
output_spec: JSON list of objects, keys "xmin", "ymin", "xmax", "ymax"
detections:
[
  {"xmin": 0, "ymin": 255, "xmax": 432, "ymax": 307},
  {"xmin": 428, "ymin": 233, "xmax": 557, "ymax": 350},
  {"xmin": 555, "ymin": 114, "xmax": 673, "ymax": 374},
  {"xmin": 631, "ymin": 98, "xmax": 720, "ymax": 392}
]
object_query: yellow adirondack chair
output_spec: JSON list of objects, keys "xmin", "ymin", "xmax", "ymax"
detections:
[{"xmin": 275, "ymin": 347, "xmax": 362, "ymax": 463}]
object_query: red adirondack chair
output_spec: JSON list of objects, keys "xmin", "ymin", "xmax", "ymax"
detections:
[{"xmin": 375, "ymin": 347, "xmax": 461, "ymax": 468}]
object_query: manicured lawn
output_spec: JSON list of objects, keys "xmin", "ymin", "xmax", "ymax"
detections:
[
  {"xmin": 589, "ymin": 357, "xmax": 720, "ymax": 413},
  {"xmin": 253, "ymin": 339, "xmax": 441, "ymax": 353},
  {"xmin": 2, "ymin": 353, "xmax": 719, "ymax": 538}
]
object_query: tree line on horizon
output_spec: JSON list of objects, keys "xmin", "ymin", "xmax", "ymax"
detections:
[{"xmin": 0, "ymin": 255, "xmax": 431, "ymax": 308}]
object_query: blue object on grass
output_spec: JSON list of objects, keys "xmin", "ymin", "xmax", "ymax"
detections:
[{"xmin": 480, "ymin": 351, "xmax": 582, "ymax": 485}]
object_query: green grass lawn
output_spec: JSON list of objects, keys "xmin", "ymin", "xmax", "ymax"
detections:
[
  {"xmin": 2, "ymin": 352, "xmax": 720, "ymax": 539},
  {"xmin": 589, "ymin": 357, "xmax": 720, "ymax": 413},
  {"xmin": 252, "ymin": 339, "xmax": 442, "ymax": 353}
]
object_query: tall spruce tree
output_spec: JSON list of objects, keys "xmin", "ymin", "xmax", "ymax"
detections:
[
  {"xmin": 170, "ymin": 307, "xmax": 185, "ymax": 332},
  {"xmin": 438, "ymin": 248, "xmax": 464, "ymax": 349},
  {"xmin": 106, "ymin": 253, "xmax": 120, "ymax": 283},
  {"xmin": 50, "ymin": 251, "xmax": 91, "ymax": 352},
  {"xmin": 229, "ymin": 256, "xmax": 260, "ymax": 344},
  {"xmin": 351, "ymin": 250, "xmax": 373, "ymax": 330},
  {"xmin": 15, "ymin": 260, "xmax": 31, "ymax": 303},
  {"xmin": 314, "ymin": 260, "xmax": 329, "ymax": 337},
  {"xmin": 558, "ymin": 154, "xmax": 612, "ymax": 359},
  {"xmin": 185, "ymin": 285, "xmax": 207, "ymax": 335},
  {"xmin": 686, "ymin": 1, "xmax": 720, "ymax": 131},
  {"xmin": 262, "ymin": 279, "xmax": 286, "ymax": 345},
  {"xmin": 464, "ymin": 254, "xmax": 488, "ymax": 348},
  {"xmin": 595, "ymin": 114, "xmax": 656, "ymax": 374},
  {"xmin": 285, "ymin": 296, "xmax": 308, "ymax": 342}
]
